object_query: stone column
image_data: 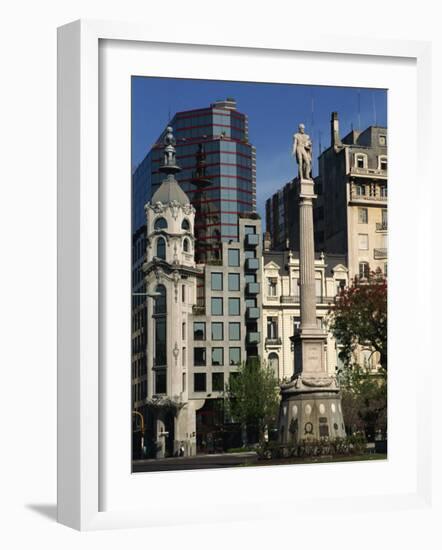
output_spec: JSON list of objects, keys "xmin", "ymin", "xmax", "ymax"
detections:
[
  {"xmin": 278, "ymin": 174, "xmax": 345, "ymax": 443},
  {"xmin": 299, "ymin": 180, "xmax": 318, "ymax": 331}
]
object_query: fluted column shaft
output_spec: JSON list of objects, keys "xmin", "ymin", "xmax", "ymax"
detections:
[{"xmin": 299, "ymin": 193, "xmax": 317, "ymax": 329}]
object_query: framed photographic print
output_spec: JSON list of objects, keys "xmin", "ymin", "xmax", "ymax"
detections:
[{"xmin": 57, "ymin": 19, "xmax": 433, "ymax": 531}]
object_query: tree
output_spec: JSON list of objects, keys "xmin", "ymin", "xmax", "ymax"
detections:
[
  {"xmin": 339, "ymin": 365, "xmax": 387, "ymax": 440},
  {"xmin": 225, "ymin": 358, "xmax": 280, "ymax": 444},
  {"xmin": 328, "ymin": 271, "xmax": 387, "ymax": 370}
]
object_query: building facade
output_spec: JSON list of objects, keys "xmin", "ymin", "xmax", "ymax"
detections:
[
  {"xmin": 261, "ymin": 248, "xmax": 349, "ymax": 382},
  {"xmin": 265, "ymin": 112, "xmax": 388, "ymax": 281},
  {"xmin": 317, "ymin": 112, "xmax": 388, "ymax": 280}
]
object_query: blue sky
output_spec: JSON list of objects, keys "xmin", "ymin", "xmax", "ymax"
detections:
[{"xmin": 132, "ymin": 77, "xmax": 387, "ymax": 219}]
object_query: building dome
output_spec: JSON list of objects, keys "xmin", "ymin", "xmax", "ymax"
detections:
[{"xmin": 151, "ymin": 175, "xmax": 190, "ymax": 207}]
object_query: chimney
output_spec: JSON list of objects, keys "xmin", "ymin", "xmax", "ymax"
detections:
[{"xmin": 331, "ymin": 111, "xmax": 341, "ymax": 148}]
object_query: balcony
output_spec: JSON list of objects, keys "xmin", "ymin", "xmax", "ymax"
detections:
[
  {"xmin": 246, "ymin": 332, "xmax": 260, "ymax": 345},
  {"xmin": 349, "ymin": 167, "xmax": 387, "ymax": 178},
  {"xmin": 245, "ymin": 233, "xmax": 259, "ymax": 247},
  {"xmin": 245, "ymin": 258, "xmax": 259, "ymax": 271},
  {"xmin": 246, "ymin": 307, "xmax": 260, "ymax": 320},
  {"xmin": 265, "ymin": 337, "xmax": 282, "ymax": 346},
  {"xmin": 349, "ymin": 184, "xmax": 387, "ymax": 204},
  {"xmin": 374, "ymin": 248, "xmax": 387, "ymax": 260},
  {"xmin": 376, "ymin": 222, "xmax": 388, "ymax": 231},
  {"xmin": 280, "ymin": 295, "xmax": 299, "ymax": 304},
  {"xmin": 246, "ymin": 282, "xmax": 260, "ymax": 295}
]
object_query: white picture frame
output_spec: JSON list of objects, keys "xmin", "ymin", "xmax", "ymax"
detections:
[{"xmin": 57, "ymin": 19, "xmax": 434, "ymax": 531}]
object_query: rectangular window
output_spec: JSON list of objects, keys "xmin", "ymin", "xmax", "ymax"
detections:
[
  {"xmin": 211, "ymin": 297, "xmax": 223, "ymax": 316},
  {"xmin": 358, "ymin": 233, "xmax": 369, "ymax": 250},
  {"xmin": 211, "ymin": 272, "xmax": 223, "ymax": 291},
  {"xmin": 379, "ymin": 134, "xmax": 387, "ymax": 146},
  {"xmin": 229, "ymin": 322, "xmax": 241, "ymax": 341},
  {"xmin": 182, "ymin": 322, "xmax": 186, "ymax": 340},
  {"xmin": 228, "ymin": 298, "xmax": 240, "ymax": 316},
  {"xmin": 268, "ymin": 278, "xmax": 277, "ymax": 296},
  {"xmin": 228, "ymin": 249, "xmax": 240, "ymax": 266},
  {"xmin": 194, "ymin": 373, "xmax": 206, "ymax": 392},
  {"xmin": 155, "ymin": 370, "xmax": 167, "ymax": 394},
  {"xmin": 244, "ymin": 225, "xmax": 256, "ymax": 235},
  {"xmin": 182, "ymin": 372, "xmax": 186, "ymax": 392},
  {"xmin": 382, "ymin": 209, "xmax": 388, "ymax": 226},
  {"xmin": 181, "ymin": 284, "xmax": 185, "ymax": 303},
  {"xmin": 211, "ymin": 347, "xmax": 224, "ymax": 366},
  {"xmin": 212, "ymin": 372, "xmax": 225, "ymax": 392},
  {"xmin": 245, "ymin": 274, "xmax": 256, "ymax": 284},
  {"xmin": 193, "ymin": 347, "xmax": 206, "ymax": 366},
  {"xmin": 244, "ymin": 250, "xmax": 256, "ymax": 260},
  {"xmin": 358, "ymin": 207, "xmax": 368, "ymax": 224},
  {"xmin": 267, "ymin": 317, "xmax": 278, "ymax": 339},
  {"xmin": 211, "ymin": 322, "xmax": 224, "ymax": 341},
  {"xmin": 228, "ymin": 273, "xmax": 240, "ymax": 291},
  {"xmin": 229, "ymin": 347, "xmax": 241, "ymax": 365},
  {"xmin": 193, "ymin": 322, "xmax": 206, "ymax": 340}
]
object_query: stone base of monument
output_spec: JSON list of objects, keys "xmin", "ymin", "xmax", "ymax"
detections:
[
  {"xmin": 279, "ymin": 332, "xmax": 346, "ymax": 443},
  {"xmin": 279, "ymin": 383, "xmax": 346, "ymax": 444}
]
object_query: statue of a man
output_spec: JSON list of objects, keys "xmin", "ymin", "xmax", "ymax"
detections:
[{"xmin": 292, "ymin": 123, "xmax": 312, "ymax": 181}]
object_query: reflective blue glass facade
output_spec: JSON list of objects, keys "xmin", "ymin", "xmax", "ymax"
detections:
[{"xmin": 132, "ymin": 99, "xmax": 256, "ymax": 247}]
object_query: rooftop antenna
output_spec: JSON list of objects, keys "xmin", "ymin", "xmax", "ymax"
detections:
[
  {"xmin": 372, "ymin": 92, "xmax": 377, "ymax": 126},
  {"xmin": 357, "ymin": 89, "xmax": 361, "ymax": 130}
]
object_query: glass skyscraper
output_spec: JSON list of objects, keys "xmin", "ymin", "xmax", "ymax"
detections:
[{"xmin": 132, "ymin": 98, "xmax": 257, "ymax": 254}]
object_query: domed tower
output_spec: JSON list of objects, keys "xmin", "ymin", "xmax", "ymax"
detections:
[{"xmin": 143, "ymin": 126, "xmax": 202, "ymax": 458}]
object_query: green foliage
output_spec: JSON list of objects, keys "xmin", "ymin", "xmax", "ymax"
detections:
[
  {"xmin": 328, "ymin": 272, "xmax": 387, "ymax": 369},
  {"xmin": 339, "ymin": 365, "xmax": 387, "ymax": 439},
  {"xmin": 225, "ymin": 357, "xmax": 280, "ymax": 442}
]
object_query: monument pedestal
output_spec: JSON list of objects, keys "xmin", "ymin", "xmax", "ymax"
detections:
[{"xmin": 279, "ymin": 331, "xmax": 346, "ymax": 443}]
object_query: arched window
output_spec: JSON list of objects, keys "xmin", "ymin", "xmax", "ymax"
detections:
[
  {"xmin": 268, "ymin": 353, "xmax": 279, "ymax": 379},
  {"xmin": 355, "ymin": 153, "xmax": 367, "ymax": 169},
  {"xmin": 183, "ymin": 238, "xmax": 190, "ymax": 252},
  {"xmin": 154, "ymin": 217, "xmax": 168, "ymax": 230},
  {"xmin": 359, "ymin": 261, "xmax": 370, "ymax": 279},
  {"xmin": 378, "ymin": 155, "xmax": 388, "ymax": 171},
  {"xmin": 181, "ymin": 218, "xmax": 190, "ymax": 231},
  {"xmin": 156, "ymin": 237, "xmax": 166, "ymax": 260},
  {"xmin": 154, "ymin": 285, "xmax": 167, "ymax": 369}
]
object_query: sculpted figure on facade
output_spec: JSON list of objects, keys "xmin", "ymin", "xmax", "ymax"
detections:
[{"xmin": 292, "ymin": 123, "xmax": 313, "ymax": 181}]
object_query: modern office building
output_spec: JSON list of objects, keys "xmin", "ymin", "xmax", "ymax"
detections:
[
  {"xmin": 265, "ymin": 113, "xmax": 388, "ymax": 281},
  {"xmin": 132, "ymin": 98, "xmax": 256, "ymax": 258}
]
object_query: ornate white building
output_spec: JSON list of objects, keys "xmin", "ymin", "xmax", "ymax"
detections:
[
  {"xmin": 142, "ymin": 129, "xmax": 204, "ymax": 457},
  {"xmin": 261, "ymin": 245, "xmax": 350, "ymax": 382}
]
